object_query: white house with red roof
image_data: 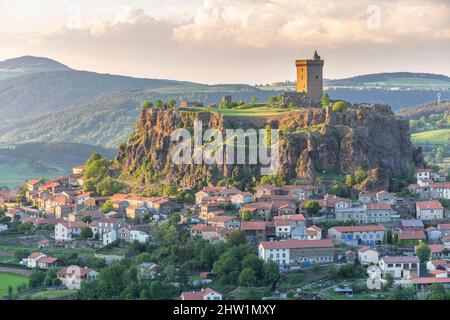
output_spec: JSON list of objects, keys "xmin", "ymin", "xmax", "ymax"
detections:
[
  {"xmin": 57, "ymin": 265, "xmax": 99, "ymax": 289},
  {"xmin": 416, "ymin": 200, "xmax": 444, "ymax": 220},
  {"xmin": 416, "ymin": 169, "xmax": 432, "ymax": 182},
  {"xmin": 180, "ymin": 288, "xmax": 222, "ymax": 300},
  {"xmin": 273, "ymin": 214, "xmax": 306, "ymax": 239},
  {"xmin": 364, "ymin": 203, "xmax": 394, "ymax": 223},
  {"xmin": 22, "ymin": 252, "xmax": 59, "ymax": 269},
  {"xmin": 305, "ymin": 225, "xmax": 322, "ymax": 240},
  {"xmin": 379, "ymin": 256, "xmax": 420, "ymax": 279},
  {"xmin": 206, "ymin": 215, "xmax": 240, "ymax": 229},
  {"xmin": 328, "ymin": 225, "xmax": 386, "ymax": 246}
]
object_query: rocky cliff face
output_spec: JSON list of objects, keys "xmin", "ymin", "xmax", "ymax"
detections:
[{"xmin": 115, "ymin": 104, "xmax": 423, "ymax": 192}]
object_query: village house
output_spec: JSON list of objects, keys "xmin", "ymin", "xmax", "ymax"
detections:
[
  {"xmin": 334, "ymin": 206, "xmax": 367, "ymax": 224},
  {"xmin": 258, "ymin": 239, "xmax": 335, "ymax": 270},
  {"xmin": 396, "ymin": 230, "xmax": 427, "ymax": 246},
  {"xmin": 426, "ymin": 244, "xmax": 448, "ymax": 259},
  {"xmin": 240, "ymin": 202, "xmax": 274, "ymax": 221},
  {"xmin": 57, "ymin": 266, "xmax": 99, "ymax": 290},
  {"xmin": 74, "ymin": 192, "xmax": 92, "ymax": 205},
  {"xmin": 54, "ymin": 221, "xmax": 86, "ymax": 241},
  {"xmin": 190, "ymin": 224, "xmax": 228, "ymax": 243},
  {"xmin": 358, "ymin": 192, "xmax": 377, "ymax": 204},
  {"xmin": 116, "ymin": 225, "xmax": 150, "ymax": 244},
  {"xmin": 426, "ymin": 260, "xmax": 449, "ymax": 274},
  {"xmin": 180, "ymin": 288, "xmax": 222, "ymax": 300},
  {"xmin": 416, "ymin": 169, "xmax": 432, "ymax": 182},
  {"xmin": 325, "ymin": 194, "xmax": 352, "ymax": 217},
  {"xmin": 328, "ymin": 225, "xmax": 386, "ymax": 246},
  {"xmin": 430, "ymin": 182, "xmax": 450, "ymax": 200},
  {"xmin": 414, "ymin": 277, "xmax": 450, "ymax": 291},
  {"xmin": 230, "ymin": 192, "xmax": 254, "ymax": 208},
  {"xmin": 68, "ymin": 210, "xmax": 104, "ymax": 222},
  {"xmin": 255, "ymin": 184, "xmax": 320, "ymax": 201},
  {"xmin": 72, "ymin": 165, "xmax": 85, "ymax": 175},
  {"xmin": 416, "ymin": 200, "xmax": 444, "ymax": 220},
  {"xmin": 364, "ymin": 203, "xmax": 394, "ymax": 223},
  {"xmin": 89, "ymin": 218, "xmax": 124, "ymax": 243},
  {"xmin": 273, "ymin": 214, "xmax": 306, "ymax": 239},
  {"xmin": 379, "ymin": 256, "xmax": 420, "ymax": 280},
  {"xmin": 195, "ymin": 186, "xmax": 241, "ymax": 207},
  {"xmin": 206, "ymin": 215, "xmax": 240, "ymax": 229},
  {"xmin": 125, "ymin": 205, "xmax": 150, "ymax": 220},
  {"xmin": 400, "ymin": 219, "xmax": 424, "ymax": 231},
  {"xmin": 438, "ymin": 223, "xmax": 450, "ymax": 238},
  {"xmin": 240, "ymin": 221, "xmax": 275, "ymax": 245},
  {"xmin": 425, "ymin": 227, "xmax": 442, "ymax": 243},
  {"xmin": 85, "ymin": 196, "xmax": 109, "ymax": 209},
  {"xmin": 199, "ymin": 203, "xmax": 225, "ymax": 220},
  {"xmin": 21, "ymin": 252, "xmax": 59, "ymax": 269},
  {"xmin": 376, "ymin": 191, "xmax": 399, "ymax": 205},
  {"xmin": 26, "ymin": 179, "xmax": 44, "ymax": 192},
  {"xmin": 6, "ymin": 207, "xmax": 29, "ymax": 220},
  {"xmin": 305, "ymin": 225, "xmax": 322, "ymax": 240},
  {"xmin": 139, "ymin": 262, "xmax": 162, "ymax": 279},
  {"xmin": 358, "ymin": 247, "xmax": 379, "ymax": 265}
]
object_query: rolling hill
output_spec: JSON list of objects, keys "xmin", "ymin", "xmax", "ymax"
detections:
[
  {"xmin": 0, "ymin": 56, "xmax": 72, "ymax": 80},
  {"xmin": 1, "ymin": 56, "xmax": 450, "ymax": 149}
]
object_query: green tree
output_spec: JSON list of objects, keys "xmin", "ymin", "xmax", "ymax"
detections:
[
  {"xmin": 305, "ymin": 200, "xmax": 320, "ymax": 216},
  {"xmin": 101, "ymin": 199, "xmax": 115, "ymax": 213},
  {"xmin": 241, "ymin": 209, "xmax": 253, "ymax": 221},
  {"xmin": 163, "ymin": 185, "xmax": 177, "ymax": 196},
  {"xmin": 80, "ymin": 227, "xmax": 94, "ymax": 240},
  {"xmin": 239, "ymin": 267, "xmax": 257, "ymax": 287},
  {"xmin": 250, "ymin": 96, "xmax": 257, "ymax": 104},
  {"xmin": 29, "ymin": 270, "xmax": 46, "ymax": 288},
  {"xmin": 332, "ymin": 101, "xmax": 347, "ymax": 112},
  {"xmin": 263, "ymin": 261, "xmax": 280, "ymax": 289},
  {"xmin": 428, "ymin": 284, "xmax": 447, "ymax": 300},
  {"xmin": 416, "ymin": 243, "xmax": 431, "ymax": 264},
  {"xmin": 17, "ymin": 222, "xmax": 33, "ymax": 233},
  {"xmin": 8, "ymin": 286, "xmax": 13, "ymax": 296},
  {"xmin": 155, "ymin": 100, "xmax": 164, "ymax": 108},
  {"xmin": 388, "ymin": 286, "xmax": 415, "ymax": 300},
  {"xmin": 141, "ymin": 101, "xmax": 153, "ymax": 109},
  {"xmin": 167, "ymin": 99, "xmax": 176, "ymax": 108},
  {"xmin": 322, "ymin": 93, "xmax": 330, "ymax": 108},
  {"xmin": 384, "ymin": 273, "xmax": 395, "ymax": 289},
  {"xmin": 80, "ymin": 215, "xmax": 92, "ymax": 224}
]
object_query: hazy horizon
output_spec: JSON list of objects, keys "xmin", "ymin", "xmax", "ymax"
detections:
[{"xmin": 1, "ymin": 0, "xmax": 450, "ymax": 84}]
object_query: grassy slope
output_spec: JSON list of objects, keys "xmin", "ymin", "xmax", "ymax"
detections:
[
  {"xmin": 411, "ymin": 129, "xmax": 450, "ymax": 145},
  {"xmin": 0, "ymin": 272, "xmax": 28, "ymax": 297}
]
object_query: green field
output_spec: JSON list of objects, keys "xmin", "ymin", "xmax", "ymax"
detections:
[
  {"xmin": 0, "ymin": 272, "xmax": 28, "ymax": 298},
  {"xmin": 412, "ymin": 129, "xmax": 450, "ymax": 145},
  {"xmin": 178, "ymin": 105, "xmax": 293, "ymax": 117},
  {"xmin": 0, "ymin": 163, "xmax": 64, "ymax": 188}
]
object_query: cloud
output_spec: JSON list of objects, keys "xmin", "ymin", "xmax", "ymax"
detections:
[{"xmin": 1, "ymin": 0, "xmax": 449, "ymax": 83}]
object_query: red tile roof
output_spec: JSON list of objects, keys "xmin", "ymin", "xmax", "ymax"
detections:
[
  {"xmin": 416, "ymin": 200, "xmax": 444, "ymax": 210},
  {"xmin": 28, "ymin": 252, "xmax": 44, "ymax": 259},
  {"xmin": 241, "ymin": 221, "xmax": 272, "ymax": 231},
  {"xmin": 413, "ymin": 278, "xmax": 450, "ymax": 285},
  {"xmin": 181, "ymin": 288, "xmax": 220, "ymax": 300},
  {"xmin": 399, "ymin": 230, "xmax": 426, "ymax": 240},
  {"xmin": 364, "ymin": 203, "xmax": 392, "ymax": 210},
  {"xmin": 259, "ymin": 239, "xmax": 334, "ymax": 250},
  {"xmin": 438, "ymin": 224, "xmax": 450, "ymax": 230},
  {"xmin": 428, "ymin": 244, "xmax": 445, "ymax": 253},
  {"xmin": 207, "ymin": 215, "xmax": 236, "ymax": 224},
  {"xmin": 38, "ymin": 257, "xmax": 59, "ymax": 264},
  {"xmin": 273, "ymin": 214, "xmax": 306, "ymax": 222}
]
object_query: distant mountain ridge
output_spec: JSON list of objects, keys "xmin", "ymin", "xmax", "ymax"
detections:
[
  {"xmin": 0, "ymin": 56, "xmax": 449, "ymax": 148},
  {"xmin": 326, "ymin": 72, "xmax": 450, "ymax": 86},
  {"xmin": 0, "ymin": 56, "xmax": 72, "ymax": 80}
]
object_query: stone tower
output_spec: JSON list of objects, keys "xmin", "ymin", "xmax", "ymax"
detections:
[{"xmin": 296, "ymin": 50, "xmax": 324, "ymax": 101}]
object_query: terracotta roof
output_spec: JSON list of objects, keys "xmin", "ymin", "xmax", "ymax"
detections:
[
  {"xmin": 438, "ymin": 224, "xmax": 450, "ymax": 230},
  {"xmin": 260, "ymin": 239, "xmax": 334, "ymax": 250},
  {"xmin": 416, "ymin": 200, "xmax": 444, "ymax": 210},
  {"xmin": 331, "ymin": 224, "xmax": 385, "ymax": 233},
  {"xmin": 191, "ymin": 224, "xmax": 221, "ymax": 233},
  {"xmin": 430, "ymin": 182, "xmax": 450, "ymax": 188},
  {"xmin": 306, "ymin": 229, "xmax": 318, "ymax": 236},
  {"xmin": 181, "ymin": 288, "xmax": 219, "ymax": 300},
  {"xmin": 417, "ymin": 169, "xmax": 432, "ymax": 172},
  {"xmin": 429, "ymin": 270, "xmax": 447, "ymax": 275},
  {"xmin": 358, "ymin": 246, "xmax": 376, "ymax": 253},
  {"xmin": 413, "ymin": 278, "xmax": 450, "ymax": 285},
  {"xmin": 398, "ymin": 230, "xmax": 426, "ymax": 240},
  {"xmin": 58, "ymin": 266, "xmax": 95, "ymax": 278},
  {"xmin": 241, "ymin": 221, "xmax": 272, "ymax": 231},
  {"xmin": 241, "ymin": 202, "xmax": 273, "ymax": 211},
  {"xmin": 58, "ymin": 221, "xmax": 87, "ymax": 229},
  {"xmin": 207, "ymin": 215, "xmax": 235, "ymax": 224},
  {"xmin": 364, "ymin": 203, "xmax": 392, "ymax": 210},
  {"xmin": 307, "ymin": 225, "xmax": 322, "ymax": 232},
  {"xmin": 38, "ymin": 257, "xmax": 58, "ymax": 264},
  {"xmin": 273, "ymin": 214, "xmax": 305, "ymax": 222},
  {"xmin": 428, "ymin": 244, "xmax": 445, "ymax": 253},
  {"xmin": 28, "ymin": 252, "xmax": 44, "ymax": 259}
]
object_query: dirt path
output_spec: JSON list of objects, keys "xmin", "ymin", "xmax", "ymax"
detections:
[{"xmin": 0, "ymin": 266, "xmax": 30, "ymax": 277}]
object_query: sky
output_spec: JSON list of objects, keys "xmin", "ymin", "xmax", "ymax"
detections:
[{"xmin": 0, "ymin": 0, "xmax": 449, "ymax": 84}]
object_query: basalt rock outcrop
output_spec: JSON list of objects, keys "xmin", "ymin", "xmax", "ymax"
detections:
[{"xmin": 115, "ymin": 104, "xmax": 424, "ymax": 191}]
